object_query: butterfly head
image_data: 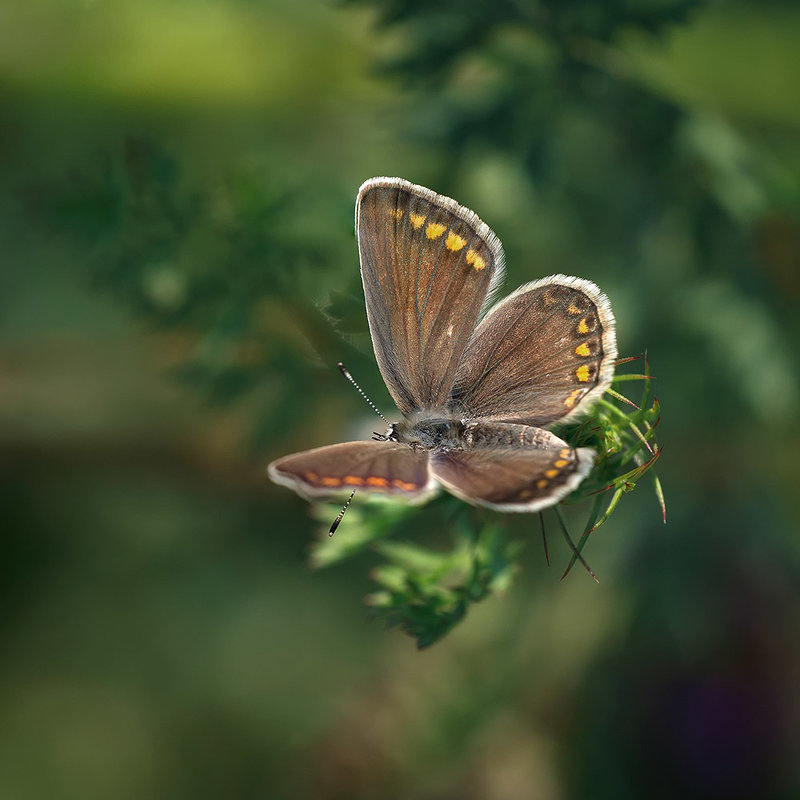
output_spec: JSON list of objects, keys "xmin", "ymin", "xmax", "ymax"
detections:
[{"xmin": 372, "ymin": 422, "xmax": 400, "ymax": 443}]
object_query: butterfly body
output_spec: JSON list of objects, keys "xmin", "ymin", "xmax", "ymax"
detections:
[
  {"xmin": 269, "ymin": 178, "xmax": 617, "ymax": 514},
  {"xmin": 388, "ymin": 417, "xmax": 563, "ymax": 453}
]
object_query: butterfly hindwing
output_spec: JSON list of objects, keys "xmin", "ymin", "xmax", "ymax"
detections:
[
  {"xmin": 430, "ymin": 425, "xmax": 595, "ymax": 512},
  {"xmin": 450, "ymin": 275, "xmax": 617, "ymax": 427}
]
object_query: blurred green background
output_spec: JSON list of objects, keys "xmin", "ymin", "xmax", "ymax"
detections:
[{"xmin": 2, "ymin": 0, "xmax": 799, "ymax": 797}]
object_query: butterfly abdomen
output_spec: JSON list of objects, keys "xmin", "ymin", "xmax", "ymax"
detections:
[{"xmin": 463, "ymin": 423, "xmax": 567, "ymax": 451}]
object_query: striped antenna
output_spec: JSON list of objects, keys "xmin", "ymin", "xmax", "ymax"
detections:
[
  {"xmin": 329, "ymin": 490, "xmax": 356, "ymax": 537},
  {"xmin": 337, "ymin": 363, "xmax": 390, "ymax": 425}
]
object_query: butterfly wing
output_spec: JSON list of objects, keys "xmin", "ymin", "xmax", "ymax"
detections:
[
  {"xmin": 268, "ymin": 440, "xmax": 437, "ymax": 503},
  {"xmin": 430, "ymin": 429, "xmax": 594, "ymax": 512},
  {"xmin": 450, "ymin": 274, "xmax": 617, "ymax": 427},
  {"xmin": 356, "ymin": 177, "xmax": 505, "ymax": 416}
]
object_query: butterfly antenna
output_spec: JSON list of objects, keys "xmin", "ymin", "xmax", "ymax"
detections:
[
  {"xmin": 329, "ymin": 490, "xmax": 356, "ymax": 537},
  {"xmin": 337, "ymin": 363, "xmax": 390, "ymax": 425}
]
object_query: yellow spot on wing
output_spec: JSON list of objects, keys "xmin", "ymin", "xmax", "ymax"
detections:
[
  {"xmin": 575, "ymin": 342, "xmax": 592, "ymax": 357},
  {"xmin": 465, "ymin": 249, "xmax": 486, "ymax": 271},
  {"xmin": 567, "ymin": 302, "xmax": 582, "ymax": 315},
  {"xmin": 559, "ymin": 449, "xmax": 571, "ymax": 459},
  {"xmin": 545, "ymin": 469, "xmax": 559, "ymax": 479},
  {"xmin": 536, "ymin": 479, "xmax": 549, "ymax": 490},
  {"xmin": 388, "ymin": 208, "xmax": 404, "ymax": 220},
  {"xmin": 564, "ymin": 389, "xmax": 582, "ymax": 408},
  {"xmin": 445, "ymin": 232, "xmax": 466, "ymax": 251},
  {"xmin": 577, "ymin": 317, "xmax": 590, "ymax": 334},
  {"xmin": 426, "ymin": 222, "xmax": 446, "ymax": 239},
  {"xmin": 576, "ymin": 365, "xmax": 591, "ymax": 382},
  {"xmin": 410, "ymin": 213, "xmax": 425, "ymax": 229},
  {"xmin": 554, "ymin": 459, "xmax": 569, "ymax": 468}
]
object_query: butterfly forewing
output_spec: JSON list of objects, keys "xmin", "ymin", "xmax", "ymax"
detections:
[
  {"xmin": 357, "ymin": 178, "xmax": 504, "ymax": 416},
  {"xmin": 268, "ymin": 441, "xmax": 437, "ymax": 503},
  {"xmin": 451, "ymin": 275, "xmax": 617, "ymax": 427}
]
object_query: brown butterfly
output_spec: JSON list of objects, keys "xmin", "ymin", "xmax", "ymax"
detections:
[{"xmin": 269, "ymin": 178, "xmax": 617, "ymax": 512}]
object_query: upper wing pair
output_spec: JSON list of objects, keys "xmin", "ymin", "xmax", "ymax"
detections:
[{"xmin": 356, "ymin": 178, "xmax": 617, "ymax": 427}]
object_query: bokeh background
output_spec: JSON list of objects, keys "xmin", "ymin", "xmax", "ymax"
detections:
[{"xmin": 2, "ymin": 0, "xmax": 799, "ymax": 797}]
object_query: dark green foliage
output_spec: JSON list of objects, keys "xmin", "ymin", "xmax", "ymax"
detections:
[
  {"xmin": 367, "ymin": 526, "xmax": 522, "ymax": 649},
  {"xmin": 311, "ymin": 496, "xmax": 526, "ymax": 648}
]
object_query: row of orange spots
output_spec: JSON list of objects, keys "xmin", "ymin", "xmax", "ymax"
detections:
[
  {"xmin": 571, "ymin": 304, "xmax": 597, "ymax": 397},
  {"xmin": 544, "ymin": 456, "xmax": 571, "ymax": 480},
  {"xmin": 304, "ymin": 470, "xmax": 418, "ymax": 491},
  {"xmin": 388, "ymin": 207, "xmax": 486, "ymax": 270},
  {"xmin": 517, "ymin": 451, "xmax": 574, "ymax": 499}
]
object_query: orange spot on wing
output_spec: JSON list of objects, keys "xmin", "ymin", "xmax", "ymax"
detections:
[
  {"xmin": 465, "ymin": 249, "xmax": 486, "ymax": 271},
  {"xmin": 536, "ymin": 479, "xmax": 549, "ymax": 490},
  {"xmin": 567, "ymin": 302, "xmax": 582, "ymax": 315},
  {"xmin": 426, "ymin": 222, "xmax": 446, "ymax": 239},
  {"xmin": 320, "ymin": 476, "xmax": 342, "ymax": 487},
  {"xmin": 445, "ymin": 232, "xmax": 466, "ymax": 251},
  {"xmin": 391, "ymin": 479, "xmax": 419, "ymax": 491},
  {"xmin": 365, "ymin": 476, "xmax": 389, "ymax": 487},
  {"xmin": 559, "ymin": 449, "xmax": 571, "ymax": 459},
  {"xmin": 410, "ymin": 213, "xmax": 425, "ymax": 229},
  {"xmin": 554, "ymin": 459, "xmax": 569, "ymax": 468},
  {"xmin": 544, "ymin": 469, "xmax": 559, "ymax": 479},
  {"xmin": 343, "ymin": 476, "xmax": 364, "ymax": 486},
  {"xmin": 576, "ymin": 365, "xmax": 591, "ymax": 382},
  {"xmin": 388, "ymin": 208, "xmax": 404, "ymax": 219},
  {"xmin": 564, "ymin": 389, "xmax": 582, "ymax": 408}
]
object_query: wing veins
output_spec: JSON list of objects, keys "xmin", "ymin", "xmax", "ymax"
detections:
[
  {"xmin": 429, "ymin": 227, "xmax": 487, "ymax": 402},
  {"xmin": 457, "ymin": 293, "xmax": 563, "ymax": 403}
]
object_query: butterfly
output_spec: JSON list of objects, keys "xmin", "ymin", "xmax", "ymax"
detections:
[{"xmin": 269, "ymin": 177, "xmax": 617, "ymax": 513}]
